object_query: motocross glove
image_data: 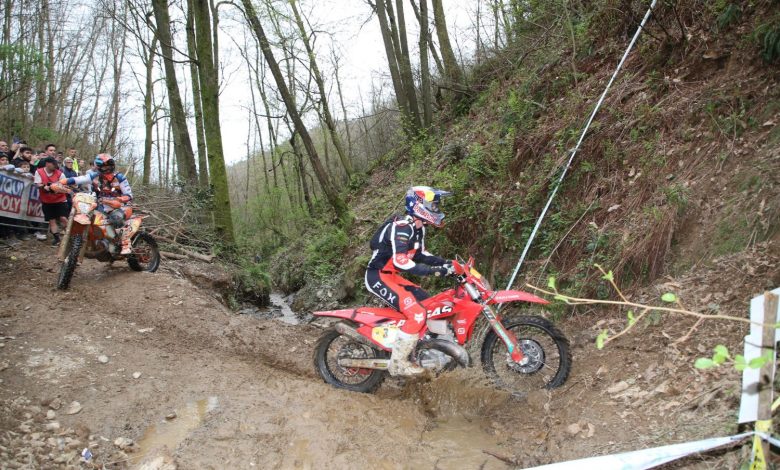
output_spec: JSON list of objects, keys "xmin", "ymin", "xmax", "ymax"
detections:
[{"xmin": 432, "ymin": 264, "xmax": 455, "ymax": 277}]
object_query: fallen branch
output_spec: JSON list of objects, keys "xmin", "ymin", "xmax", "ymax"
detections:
[{"xmin": 159, "ymin": 251, "xmax": 187, "ymax": 260}]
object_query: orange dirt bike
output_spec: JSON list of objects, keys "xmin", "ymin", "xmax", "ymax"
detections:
[
  {"xmin": 55, "ymin": 190, "xmax": 160, "ymax": 290},
  {"xmin": 313, "ymin": 257, "xmax": 571, "ymax": 394}
]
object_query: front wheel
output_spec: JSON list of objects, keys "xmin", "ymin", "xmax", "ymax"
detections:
[
  {"xmin": 127, "ymin": 232, "xmax": 160, "ymax": 272},
  {"xmin": 57, "ymin": 234, "xmax": 82, "ymax": 290},
  {"xmin": 313, "ymin": 327, "xmax": 387, "ymax": 393},
  {"xmin": 481, "ymin": 315, "xmax": 571, "ymax": 393}
]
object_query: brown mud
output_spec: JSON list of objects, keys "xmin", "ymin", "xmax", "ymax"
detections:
[{"xmin": 0, "ymin": 240, "xmax": 777, "ymax": 468}]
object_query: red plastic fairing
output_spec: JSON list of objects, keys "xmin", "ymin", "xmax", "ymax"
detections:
[
  {"xmin": 487, "ymin": 290, "xmax": 549, "ymax": 305},
  {"xmin": 313, "ymin": 308, "xmax": 356, "ymax": 318},
  {"xmin": 313, "ymin": 307, "xmax": 405, "ymax": 327}
]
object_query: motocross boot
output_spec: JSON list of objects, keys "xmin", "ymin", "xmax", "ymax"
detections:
[
  {"xmin": 388, "ymin": 331, "xmax": 426, "ymax": 376},
  {"xmin": 120, "ymin": 229, "xmax": 132, "ymax": 255}
]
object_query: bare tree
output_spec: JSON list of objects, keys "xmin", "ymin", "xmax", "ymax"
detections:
[{"xmin": 241, "ymin": 0, "xmax": 349, "ymax": 222}]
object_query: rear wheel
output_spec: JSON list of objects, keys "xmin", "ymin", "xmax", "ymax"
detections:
[
  {"xmin": 127, "ymin": 232, "xmax": 160, "ymax": 272},
  {"xmin": 57, "ymin": 234, "xmax": 82, "ymax": 290},
  {"xmin": 481, "ymin": 316, "xmax": 571, "ymax": 394},
  {"xmin": 313, "ymin": 328, "xmax": 387, "ymax": 393}
]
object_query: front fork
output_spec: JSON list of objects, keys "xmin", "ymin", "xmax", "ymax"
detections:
[{"xmin": 464, "ymin": 284, "xmax": 526, "ymax": 364}]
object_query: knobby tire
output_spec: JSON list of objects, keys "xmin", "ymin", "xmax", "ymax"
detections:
[{"xmin": 57, "ymin": 234, "xmax": 82, "ymax": 290}]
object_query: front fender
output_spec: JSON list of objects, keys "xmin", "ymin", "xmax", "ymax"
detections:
[{"xmin": 487, "ymin": 290, "xmax": 549, "ymax": 305}]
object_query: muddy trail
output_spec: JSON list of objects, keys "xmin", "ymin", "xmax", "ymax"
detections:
[{"xmin": 1, "ymin": 241, "xmax": 776, "ymax": 469}]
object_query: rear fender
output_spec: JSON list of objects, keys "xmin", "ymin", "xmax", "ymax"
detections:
[
  {"xmin": 487, "ymin": 290, "xmax": 549, "ymax": 305},
  {"xmin": 313, "ymin": 307, "xmax": 405, "ymax": 327}
]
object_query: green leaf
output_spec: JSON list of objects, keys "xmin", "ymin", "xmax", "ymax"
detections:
[
  {"xmin": 694, "ymin": 358, "xmax": 716, "ymax": 369},
  {"xmin": 553, "ymin": 294, "xmax": 570, "ymax": 303},
  {"xmin": 602, "ymin": 270, "xmax": 614, "ymax": 282},
  {"xmin": 661, "ymin": 293, "xmax": 677, "ymax": 303},
  {"xmin": 748, "ymin": 356, "xmax": 769, "ymax": 369},
  {"xmin": 627, "ymin": 310, "xmax": 636, "ymax": 327},
  {"xmin": 596, "ymin": 330, "xmax": 608, "ymax": 350},
  {"xmin": 734, "ymin": 355, "xmax": 747, "ymax": 371},
  {"xmin": 713, "ymin": 353, "xmax": 727, "ymax": 365},
  {"xmin": 547, "ymin": 276, "xmax": 557, "ymax": 290},
  {"xmin": 713, "ymin": 345, "xmax": 729, "ymax": 358}
]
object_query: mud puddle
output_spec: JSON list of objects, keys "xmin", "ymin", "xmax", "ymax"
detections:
[
  {"xmin": 132, "ymin": 396, "xmax": 219, "ymax": 465},
  {"xmin": 416, "ymin": 415, "xmax": 507, "ymax": 469}
]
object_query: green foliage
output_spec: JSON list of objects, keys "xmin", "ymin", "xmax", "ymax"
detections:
[
  {"xmin": 696, "ymin": 345, "xmax": 774, "ymax": 372},
  {"xmin": 754, "ymin": 19, "xmax": 780, "ymax": 63},
  {"xmin": 716, "ymin": 3, "xmax": 741, "ymax": 31},
  {"xmin": 663, "ymin": 184, "xmax": 690, "ymax": 215},
  {"xmin": 595, "ymin": 330, "xmax": 608, "ymax": 350},
  {"xmin": 304, "ymin": 226, "xmax": 349, "ymax": 280},
  {"xmin": 661, "ymin": 292, "xmax": 677, "ymax": 303},
  {"xmin": 0, "ymin": 44, "xmax": 47, "ymax": 95}
]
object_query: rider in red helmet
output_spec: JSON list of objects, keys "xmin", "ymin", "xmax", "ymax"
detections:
[
  {"xmin": 60, "ymin": 154, "xmax": 134, "ymax": 255},
  {"xmin": 365, "ymin": 186, "xmax": 453, "ymax": 376}
]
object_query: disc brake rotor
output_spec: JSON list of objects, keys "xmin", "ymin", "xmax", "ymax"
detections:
[{"xmin": 506, "ymin": 339, "xmax": 545, "ymax": 374}]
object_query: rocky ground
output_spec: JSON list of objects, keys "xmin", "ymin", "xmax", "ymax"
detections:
[{"xmin": 0, "ymin": 239, "xmax": 778, "ymax": 469}]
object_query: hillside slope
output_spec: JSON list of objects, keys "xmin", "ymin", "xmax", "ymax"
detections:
[{"xmin": 271, "ymin": 1, "xmax": 780, "ymax": 316}]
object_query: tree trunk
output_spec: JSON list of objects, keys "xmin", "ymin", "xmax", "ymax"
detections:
[
  {"xmin": 142, "ymin": 36, "xmax": 158, "ymax": 186},
  {"xmin": 392, "ymin": 0, "xmax": 421, "ymax": 130},
  {"xmin": 431, "ymin": 0, "xmax": 463, "ymax": 86},
  {"xmin": 150, "ymin": 0, "xmax": 199, "ymax": 186},
  {"xmin": 374, "ymin": 0, "xmax": 412, "ymax": 133},
  {"xmin": 186, "ymin": 0, "xmax": 209, "ymax": 187},
  {"xmin": 192, "ymin": 0, "xmax": 235, "ymax": 243},
  {"xmin": 241, "ymin": 0, "xmax": 349, "ymax": 222},
  {"xmin": 289, "ymin": 0, "xmax": 354, "ymax": 178},
  {"xmin": 418, "ymin": 0, "xmax": 432, "ymax": 128}
]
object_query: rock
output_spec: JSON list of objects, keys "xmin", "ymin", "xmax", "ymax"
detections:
[
  {"xmin": 114, "ymin": 437, "xmax": 135, "ymax": 451},
  {"xmin": 46, "ymin": 410, "xmax": 56, "ymax": 420},
  {"xmin": 136, "ymin": 454, "xmax": 178, "ymax": 470},
  {"xmin": 566, "ymin": 423, "xmax": 581, "ymax": 436},
  {"xmin": 165, "ymin": 412, "xmax": 177, "ymax": 420},
  {"xmin": 98, "ymin": 355, "xmax": 109, "ymax": 364},
  {"xmin": 132, "ymin": 372, "xmax": 142, "ymax": 379},
  {"xmin": 18, "ymin": 424, "xmax": 32, "ymax": 434},
  {"xmin": 65, "ymin": 401, "xmax": 82, "ymax": 415},
  {"xmin": 654, "ymin": 380, "xmax": 670, "ymax": 395},
  {"xmin": 607, "ymin": 381, "xmax": 630, "ymax": 394},
  {"xmin": 586, "ymin": 423, "xmax": 596, "ymax": 438},
  {"xmin": 48, "ymin": 398, "xmax": 62, "ymax": 410},
  {"xmin": 45, "ymin": 422, "xmax": 61, "ymax": 431}
]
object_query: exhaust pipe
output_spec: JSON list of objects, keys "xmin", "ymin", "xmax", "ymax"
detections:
[
  {"xmin": 337, "ymin": 358, "xmax": 389, "ymax": 370},
  {"xmin": 333, "ymin": 322, "xmax": 379, "ymax": 349},
  {"xmin": 418, "ymin": 339, "xmax": 471, "ymax": 368}
]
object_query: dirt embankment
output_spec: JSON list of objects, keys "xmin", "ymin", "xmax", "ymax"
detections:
[{"xmin": 0, "ymin": 240, "xmax": 778, "ymax": 469}]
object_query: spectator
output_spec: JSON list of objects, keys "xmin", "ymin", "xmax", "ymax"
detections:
[
  {"xmin": 17, "ymin": 161, "xmax": 31, "ymax": 174},
  {"xmin": 0, "ymin": 155, "xmax": 8, "ymax": 166},
  {"xmin": 0, "ymin": 141, "xmax": 10, "ymax": 160},
  {"xmin": 34, "ymin": 157, "xmax": 68, "ymax": 246},
  {"xmin": 12, "ymin": 145, "xmax": 33, "ymax": 168},
  {"xmin": 67, "ymin": 148, "xmax": 79, "ymax": 172},
  {"xmin": 77, "ymin": 159, "xmax": 87, "ymax": 175},
  {"xmin": 62, "ymin": 157, "xmax": 78, "ymax": 212}
]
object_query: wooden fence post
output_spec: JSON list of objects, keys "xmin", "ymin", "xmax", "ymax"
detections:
[{"xmin": 752, "ymin": 292, "xmax": 779, "ymax": 470}]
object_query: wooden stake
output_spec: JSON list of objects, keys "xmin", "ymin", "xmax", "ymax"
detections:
[{"xmin": 753, "ymin": 292, "xmax": 779, "ymax": 469}]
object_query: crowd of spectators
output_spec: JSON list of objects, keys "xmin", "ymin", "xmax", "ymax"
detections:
[{"xmin": 0, "ymin": 137, "xmax": 94, "ymax": 247}]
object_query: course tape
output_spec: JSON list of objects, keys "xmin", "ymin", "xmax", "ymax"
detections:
[{"xmin": 527, "ymin": 432, "xmax": 753, "ymax": 469}]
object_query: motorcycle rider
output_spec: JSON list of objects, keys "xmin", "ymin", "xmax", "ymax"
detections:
[
  {"xmin": 365, "ymin": 186, "xmax": 453, "ymax": 376},
  {"xmin": 59, "ymin": 154, "xmax": 134, "ymax": 255}
]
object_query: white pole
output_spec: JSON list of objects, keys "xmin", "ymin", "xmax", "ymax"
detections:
[{"xmin": 503, "ymin": 0, "xmax": 659, "ymax": 293}]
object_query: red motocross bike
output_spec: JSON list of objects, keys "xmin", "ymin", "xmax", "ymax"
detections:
[{"xmin": 313, "ymin": 257, "xmax": 571, "ymax": 394}]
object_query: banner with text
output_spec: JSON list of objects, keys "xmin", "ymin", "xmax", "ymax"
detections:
[{"xmin": 0, "ymin": 169, "xmax": 45, "ymax": 223}]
